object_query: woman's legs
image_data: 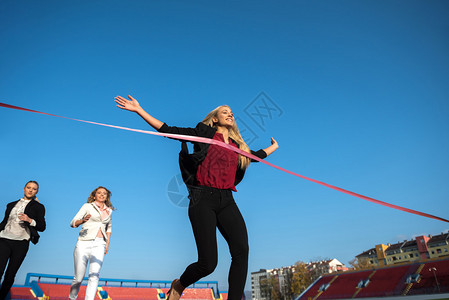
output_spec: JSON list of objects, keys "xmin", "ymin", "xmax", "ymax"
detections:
[
  {"xmin": 0, "ymin": 239, "xmax": 29, "ymax": 300},
  {"xmin": 217, "ymin": 197, "xmax": 249, "ymax": 300},
  {"xmin": 69, "ymin": 241, "xmax": 90, "ymax": 300},
  {"xmin": 85, "ymin": 238, "xmax": 105, "ymax": 300},
  {"xmin": 177, "ymin": 187, "xmax": 248, "ymax": 300},
  {"xmin": 69, "ymin": 238, "xmax": 105, "ymax": 300},
  {"xmin": 179, "ymin": 187, "xmax": 219, "ymax": 287}
]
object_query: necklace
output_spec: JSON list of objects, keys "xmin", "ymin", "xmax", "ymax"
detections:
[{"xmin": 94, "ymin": 201, "xmax": 106, "ymax": 211}]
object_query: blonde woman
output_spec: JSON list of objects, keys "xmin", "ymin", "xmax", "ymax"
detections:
[
  {"xmin": 115, "ymin": 95, "xmax": 278, "ymax": 300},
  {"xmin": 69, "ymin": 186, "xmax": 113, "ymax": 300}
]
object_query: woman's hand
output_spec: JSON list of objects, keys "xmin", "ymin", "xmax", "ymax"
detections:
[
  {"xmin": 105, "ymin": 244, "xmax": 109, "ymax": 255},
  {"xmin": 18, "ymin": 213, "xmax": 32, "ymax": 223},
  {"xmin": 82, "ymin": 214, "xmax": 91, "ymax": 223},
  {"xmin": 115, "ymin": 94, "xmax": 164, "ymax": 130},
  {"xmin": 115, "ymin": 95, "xmax": 142, "ymax": 112},
  {"xmin": 74, "ymin": 214, "xmax": 91, "ymax": 227},
  {"xmin": 263, "ymin": 137, "xmax": 279, "ymax": 156}
]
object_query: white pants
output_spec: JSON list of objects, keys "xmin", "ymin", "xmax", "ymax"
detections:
[{"xmin": 69, "ymin": 238, "xmax": 106, "ymax": 300}]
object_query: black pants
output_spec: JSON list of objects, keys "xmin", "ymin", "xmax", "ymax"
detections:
[
  {"xmin": 180, "ymin": 186, "xmax": 249, "ymax": 300},
  {"xmin": 0, "ymin": 238, "xmax": 30, "ymax": 300}
]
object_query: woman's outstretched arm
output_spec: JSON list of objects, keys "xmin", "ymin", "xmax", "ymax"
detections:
[
  {"xmin": 263, "ymin": 137, "xmax": 279, "ymax": 156},
  {"xmin": 115, "ymin": 95, "xmax": 164, "ymax": 130}
]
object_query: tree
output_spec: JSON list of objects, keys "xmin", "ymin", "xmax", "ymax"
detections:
[
  {"xmin": 260, "ymin": 272, "xmax": 291, "ymax": 300},
  {"xmin": 290, "ymin": 261, "xmax": 314, "ymax": 297},
  {"xmin": 282, "ymin": 270, "xmax": 294, "ymax": 300},
  {"xmin": 349, "ymin": 257, "xmax": 371, "ymax": 270},
  {"xmin": 269, "ymin": 275, "xmax": 282, "ymax": 300},
  {"xmin": 259, "ymin": 275, "xmax": 272, "ymax": 300}
]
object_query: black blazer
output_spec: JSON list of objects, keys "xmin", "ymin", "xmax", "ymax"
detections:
[
  {"xmin": 158, "ymin": 122, "xmax": 267, "ymax": 187},
  {"xmin": 0, "ymin": 199, "xmax": 46, "ymax": 245}
]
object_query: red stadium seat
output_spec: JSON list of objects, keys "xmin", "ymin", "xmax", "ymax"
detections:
[{"xmin": 9, "ymin": 287, "xmax": 37, "ymax": 300}]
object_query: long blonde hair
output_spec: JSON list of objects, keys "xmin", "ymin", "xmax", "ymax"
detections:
[
  {"xmin": 87, "ymin": 186, "xmax": 115, "ymax": 210},
  {"xmin": 202, "ymin": 105, "xmax": 251, "ymax": 169}
]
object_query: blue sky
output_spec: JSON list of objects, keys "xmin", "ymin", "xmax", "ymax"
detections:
[{"xmin": 1, "ymin": 0, "xmax": 448, "ymax": 292}]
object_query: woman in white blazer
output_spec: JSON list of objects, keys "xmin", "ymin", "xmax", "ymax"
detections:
[{"xmin": 69, "ymin": 186, "xmax": 114, "ymax": 300}]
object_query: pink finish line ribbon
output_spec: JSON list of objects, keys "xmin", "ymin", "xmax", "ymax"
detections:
[{"xmin": 1, "ymin": 102, "xmax": 448, "ymax": 223}]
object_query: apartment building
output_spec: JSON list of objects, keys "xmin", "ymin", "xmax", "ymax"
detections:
[{"xmin": 356, "ymin": 231, "xmax": 449, "ymax": 267}]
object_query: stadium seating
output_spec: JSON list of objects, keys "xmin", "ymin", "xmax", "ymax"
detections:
[
  {"xmin": 298, "ymin": 274, "xmax": 336, "ymax": 299},
  {"xmin": 12, "ymin": 259, "xmax": 448, "ymax": 300},
  {"xmin": 296, "ymin": 258, "xmax": 449, "ymax": 299},
  {"xmin": 11, "ymin": 282, "xmax": 219, "ymax": 300},
  {"xmin": 317, "ymin": 270, "xmax": 373, "ymax": 299},
  {"xmin": 38, "ymin": 283, "xmax": 98, "ymax": 299},
  {"xmin": 9, "ymin": 287, "xmax": 36, "ymax": 300},
  {"xmin": 102, "ymin": 286, "xmax": 161, "ymax": 299},
  {"xmin": 407, "ymin": 259, "xmax": 449, "ymax": 295},
  {"xmin": 180, "ymin": 288, "xmax": 215, "ymax": 300},
  {"xmin": 10, "ymin": 273, "xmax": 222, "ymax": 299},
  {"xmin": 356, "ymin": 264, "xmax": 418, "ymax": 298}
]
